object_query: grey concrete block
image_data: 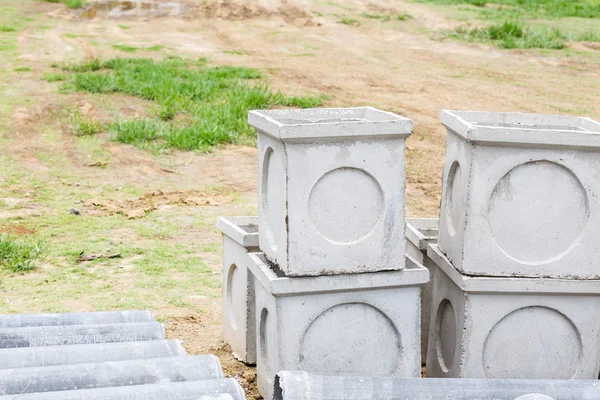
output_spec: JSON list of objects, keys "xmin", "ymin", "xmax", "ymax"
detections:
[
  {"xmin": 0, "ymin": 355, "xmax": 224, "ymax": 395},
  {"xmin": 0, "ymin": 340, "xmax": 186, "ymax": 369},
  {"xmin": 248, "ymin": 252, "xmax": 429, "ymax": 400},
  {"xmin": 0, "ymin": 310, "xmax": 154, "ymax": 328},
  {"xmin": 0, "ymin": 321, "xmax": 165, "ymax": 348},
  {"xmin": 273, "ymin": 371, "xmax": 600, "ymax": 400},
  {"xmin": 0, "ymin": 379, "xmax": 245, "ymax": 400},
  {"xmin": 217, "ymin": 216, "xmax": 259, "ymax": 364},
  {"xmin": 406, "ymin": 218, "xmax": 439, "ymax": 364},
  {"xmin": 437, "ymin": 110, "xmax": 600, "ymax": 279},
  {"xmin": 248, "ymin": 107, "xmax": 413, "ymax": 276},
  {"xmin": 426, "ymin": 244, "xmax": 600, "ymax": 379}
]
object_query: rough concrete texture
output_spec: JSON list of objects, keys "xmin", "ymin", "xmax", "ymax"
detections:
[
  {"xmin": 437, "ymin": 110, "xmax": 600, "ymax": 279},
  {"xmin": 273, "ymin": 371, "xmax": 599, "ymax": 400},
  {"xmin": 248, "ymin": 252, "xmax": 429, "ymax": 400},
  {"xmin": 217, "ymin": 216, "xmax": 260, "ymax": 364},
  {"xmin": 248, "ymin": 107, "xmax": 413, "ymax": 276},
  {"xmin": 426, "ymin": 244, "xmax": 600, "ymax": 379},
  {"xmin": 0, "ymin": 340, "xmax": 186, "ymax": 369},
  {"xmin": 0, "ymin": 321, "xmax": 165, "ymax": 348},
  {"xmin": 0, "ymin": 355, "xmax": 223, "ymax": 395},
  {"xmin": 0, "ymin": 310, "xmax": 154, "ymax": 328},
  {"xmin": 405, "ymin": 218, "xmax": 439, "ymax": 365},
  {"xmin": 0, "ymin": 379, "xmax": 245, "ymax": 400}
]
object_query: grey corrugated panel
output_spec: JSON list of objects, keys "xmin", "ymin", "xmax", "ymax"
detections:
[
  {"xmin": 0, "ymin": 340, "xmax": 186, "ymax": 369},
  {"xmin": 0, "ymin": 321, "xmax": 164, "ymax": 348},
  {"xmin": 274, "ymin": 371, "xmax": 600, "ymax": 400},
  {"xmin": 0, "ymin": 310, "xmax": 154, "ymax": 328},
  {"xmin": 0, "ymin": 379, "xmax": 245, "ymax": 400},
  {"xmin": 0, "ymin": 355, "xmax": 224, "ymax": 395}
]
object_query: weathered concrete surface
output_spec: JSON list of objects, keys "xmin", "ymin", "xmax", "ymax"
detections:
[
  {"xmin": 273, "ymin": 371, "xmax": 599, "ymax": 400},
  {"xmin": 0, "ymin": 379, "xmax": 245, "ymax": 400},
  {"xmin": 427, "ymin": 243, "xmax": 600, "ymax": 379},
  {"xmin": 0, "ymin": 355, "xmax": 224, "ymax": 395},
  {"xmin": 0, "ymin": 340, "xmax": 186, "ymax": 369},
  {"xmin": 0, "ymin": 310, "xmax": 154, "ymax": 328},
  {"xmin": 249, "ymin": 107, "xmax": 413, "ymax": 276},
  {"xmin": 0, "ymin": 321, "xmax": 164, "ymax": 348},
  {"xmin": 437, "ymin": 110, "xmax": 600, "ymax": 279},
  {"xmin": 248, "ymin": 252, "xmax": 428, "ymax": 400},
  {"xmin": 405, "ymin": 218, "xmax": 438, "ymax": 364},
  {"xmin": 217, "ymin": 216, "xmax": 259, "ymax": 364}
]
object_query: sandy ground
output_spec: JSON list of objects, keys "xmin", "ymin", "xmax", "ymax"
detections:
[{"xmin": 2, "ymin": 0, "xmax": 600, "ymax": 398}]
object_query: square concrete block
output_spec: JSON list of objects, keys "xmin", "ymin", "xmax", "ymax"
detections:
[
  {"xmin": 406, "ymin": 218, "xmax": 439, "ymax": 364},
  {"xmin": 216, "ymin": 216, "xmax": 260, "ymax": 364},
  {"xmin": 437, "ymin": 110, "xmax": 600, "ymax": 279},
  {"xmin": 426, "ymin": 244, "xmax": 600, "ymax": 380},
  {"xmin": 248, "ymin": 252, "xmax": 429, "ymax": 400},
  {"xmin": 248, "ymin": 107, "xmax": 413, "ymax": 276}
]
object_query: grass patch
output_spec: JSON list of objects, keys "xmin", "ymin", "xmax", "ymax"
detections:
[
  {"xmin": 14, "ymin": 67, "xmax": 31, "ymax": 72},
  {"xmin": 118, "ymin": 24, "xmax": 131, "ymax": 30},
  {"xmin": 0, "ymin": 234, "xmax": 44, "ymax": 273},
  {"xmin": 112, "ymin": 44, "xmax": 138, "ymax": 53},
  {"xmin": 444, "ymin": 20, "xmax": 567, "ymax": 49},
  {"xmin": 69, "ymin": 112, "xmax": 104, "ymax": 136},
  {"xmin": 59, "ymin": 57, "xmax": 326, "ymax": 151},
  {"xmin": 396, "ymin": 11, "xmax": 413, "ymax": 20},
  {"xmin": 147, "ymin": 45, "xmax": 164, "ymax": 52},
  {"xmin": 338, "ymin": 17, "xmax": 361, "ymax": 26},
  {"xmin": 43, "ymin": 72, "xmax": 66, "ymax": 82},
  {"xmin": 577, "ymin": 30, "xmax": 600, "ymax": 42},
  {"xmin": 412, "ymin": 0, "xmax": 600, "ymax": 19},
  {"xmin": 0, "ymin": 25, "xmax": 16, "ymax": 32},
  {"xmin": 63, "ymin": 32, "xmax": 78, "ymax": 38},
  {"xmin": 44, "ymin": 0, "xmax": 85, "ymax": 9},
  {"xmin": 224, "ymin": 50, "xmax": 246, "ymax": 55}
]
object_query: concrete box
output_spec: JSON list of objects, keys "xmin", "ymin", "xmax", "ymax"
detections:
[
  {"xmin": 426, "ymin": 244, "xmax": 600, "ymax": 379},
  {"xmin": 248, "ymin": 252, "xmax": 429, "ymax": 400},
  {"xmin": 437, "ymin": 110, "xmax": 600, "ymax": 279},
  {"xmin": 248, "ymin": 107, "xmax": 413, "ymax": 276},
  {"xmin": 216, "ymin": 216, "xmax": 260, "ymax": 364},
  {"xmin": 406, "ymin": 218, "xmax": 439, "ymax": 364}
]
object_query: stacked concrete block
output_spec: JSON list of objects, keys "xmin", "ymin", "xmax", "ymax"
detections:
[
  {"xmin": 249, "ymin": 253, "xmax": 428, "ymax": 399},
  {"xmin": 217, "ymin": 216, "xmax": 260, "ymax": 364},
  {"xmin": 0, "ymin": 310, "xmax": 246, "ymax": 399},
  {"xmin": 405, "ymin": 218, "xmax": 439, "ymax": 364},
  {"xmin": 234, "ymin": 107, "xmax": 429, "ymax": 400},
  {"xmin": 248, "ymin": 107, "xmax": 414, "ymax": 276},
  {"xmin": 429, "ymin": 110, "xmax": 600, "ymax": 379},
  {"xmin": 274, "ymin": 371, "xmax": 600, "ymax": 400}
]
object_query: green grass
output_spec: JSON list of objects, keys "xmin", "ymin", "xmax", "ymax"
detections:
[
  {"xmin": 412, "ymin": 0, "xmax": 600, "ymax": 19},
  {"xmin": 0, "ymin": 25, "xmax": 16, "ymax": 32},
  {"xmin": 360, "ymin": 11, "xmax": 412, "ymax": 21},
  {"xmin": 63, "ymin": 32, "xmax": 78, "ymax": 38},
  {"xmin": 44, "ymin": 0, "xmax": 85, "ymax": 9},
  {"xmin": 14, "ymin": 67, "xmax": 31, "ymax": 72},
  {"xmin": 147, "ymin": 45, "xmax": 164, "ymax": 52},
  {"xmin": 396, "ymin": 11, "xmax": 413, "ymax": 20},
  {"xmin": 0, "ymin": 234, "xmax": 44, "ymax": 273},
  {"xmin": 69, "ymin": 112, "xmax": 104, "ymax": 136},
  {"xmin": 444, "ymin": 20, "xmax": 567, "ymax": 49},
  {"xmin": 112, "ymin": 44, "xmax": 138, "ymax": 53},
  {"xmin": 338, "ymin": 17, "xmax": 361, "ymax": 26},
  {"xmin": 224, "ymin": 50, "xmax": 246, "ymax": 55},
  {"xmin": 58, "ymin": 57, "xmax": 326, "ymax": 151},
  {"xmin": 577, "ymin": 30, "xmax": 600, "ymax": 42},
  {"xmin": 43, "ymin": 72, "xmax": 67, "ymax": 82},
  {"xmin": 118, "ymin": 24, "xmax": 131, "ymax": 30}
]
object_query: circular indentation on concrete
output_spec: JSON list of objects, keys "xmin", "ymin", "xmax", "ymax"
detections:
[
  {"xmin": 259, "ymin": 308, "xmax": 270, "ymax": 374},
  {"xmin": 445, "ymin": 161, "xmax": 465, "ymax": 236},
  {"xmin": 226, "ymin": 264, "xmax": 241, "ymax": 331},
  {"xmin": 514, "ymin": 395, "xmax": 555, "ymax": 400},
  {"xmin": 262, "ymin": 147, "xmax": 284, "ymax": 253},
  {"xmin": 435, "ymin": 299, "xmax": 456, "ymax": 372},
  {"xmin": 483, "ymin": 306, "xmax": 582, "ymax": 379},
  {"xmin": 488, "ymin": 161, "xmax": 588, "ymax": 265},
  {"xmin": 299, "ymin": 303, "xmax": 399, "ymax": 374},
  {"xmin": 308, "ymin": 168, "xmax": 384, "ymax": 244}
]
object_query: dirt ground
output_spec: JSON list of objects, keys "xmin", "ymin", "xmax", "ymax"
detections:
[{"xmin": 1, "ymin": 0, "xmax": 600, "ymax": 398}]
